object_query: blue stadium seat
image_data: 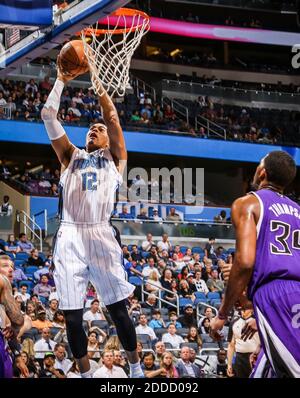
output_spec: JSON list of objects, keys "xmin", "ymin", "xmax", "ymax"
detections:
[
  {"xmin": 177, "ymin": 328, "xmax": 189, "ymax": 337},
  {"xmin": 21, "ymin": 327, "xmax": 39, "ymax": 343},
  {"xmin": 194, "ymin": 292, "xmax": 207, "ymax": 300},
  {"xmin": 192, "ymin": 247, "xmax": 204, "ymax": 254},
  {"xmin": 202, "ymin": 342, "xmax": 220, "ymax": 349},
  {"xmin": 210, "ymin": 299, "xmax": 222, "ymax": 308},
  {"xmin": 180, "ymin": 342, "xmax": 199, "ymax": 352},
  {"xmin": 39, "ymin": 296, "xmax": 48, "ymax": 305},
  {"xmin": 136, "ymin": 334, "xmax": 152, "ymax": 349},
  {"xmin": 25, "ymin": 266, "xmax": 39, "ymax": 275},
  {"xmin": 154, "ymin": 328, "xmax": 168, "ymax": 339},
  {"xmin": 0, "ymin": 239, "xmax": 6, "ymax": 248},
  {"xmin": 179, "ymin": 246, "xmax": 188, "ymax": 254},
  {"xmin": 179, "ymin": 298, "xmax": 194, "ymax": 308},
  {"xmin": 50, "ymin": 327, "xmax": 61, "ymax": 337},
  {"xmin": 5, "ymin": 252, "xmax": 15, "ymax": 260},
  {"xmin": 38, "ymin": 252, "xmax": 46, "ymax": 261},
  {"xmin": 14, "ymin": 260, "xmax": 25, "ymax": 269},
  {"xmin": 128, "ymin": 276, "xmax": 143, "ymax": 286},
  {"xmin": 16, "ymin": 252, "xmax": 29, "ymax": 260},
  {"xmin": 142, "ymin": 251, "xmax": 150, "ymax": 259},
  {"xmin": 194, "ymin": 298, "xmax": 208, "ymax": 306},
  {"xmin": 91, "ymin": 320, "xmax": 109, "ymax": 331},
  {"xmin": 128, "ymin": 245, "xmax": 133, "ymax": 251},
  {"xmin": 200, "ymin": 334, "xmax": 214, "ymax": 343},
  {"xmin": 207, "ymin": 292, "xmax": 221, "ymax": 301},
  {"xmin": 227, "ymin": 247, "xmax": 235, "ymax": 254}
]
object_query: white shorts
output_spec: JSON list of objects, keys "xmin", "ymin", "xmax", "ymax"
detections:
[{"xmin": 53, "ymin": 221, "xmax": 135, "ymax": 310}]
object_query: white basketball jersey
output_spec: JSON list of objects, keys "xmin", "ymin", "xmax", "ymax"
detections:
[{"xmin": 58, "ymin": 148, "xmax": 122, "ymax": 224}]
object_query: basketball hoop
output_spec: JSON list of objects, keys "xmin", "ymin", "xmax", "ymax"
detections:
[{"xmin": 81, "ymin": 8, "xmax": 150, "ymax": 97}]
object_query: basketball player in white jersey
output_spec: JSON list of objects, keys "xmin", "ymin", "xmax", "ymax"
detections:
[{"xmin": 41, "ymin": 66, "xmax": 144, "ymax": 378}]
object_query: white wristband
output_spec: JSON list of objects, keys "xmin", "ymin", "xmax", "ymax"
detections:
[{"xmin": 44, "ymin": 79, "xmax": 64, "ymax": 112}]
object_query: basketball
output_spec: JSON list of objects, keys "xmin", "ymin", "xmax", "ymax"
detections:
[{"xmin": 58, "ymin": 40, "xmax": 89, "ymax": 76}]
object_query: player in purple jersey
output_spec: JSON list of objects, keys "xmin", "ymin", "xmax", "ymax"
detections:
[{"xmin": 211, "ymin": 151, "xmax": 300, "ymax": 377}]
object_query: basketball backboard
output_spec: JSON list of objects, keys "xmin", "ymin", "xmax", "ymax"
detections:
[{"xmin": 0, "ymin": 0, "xmax": 129, "ymax": 75}]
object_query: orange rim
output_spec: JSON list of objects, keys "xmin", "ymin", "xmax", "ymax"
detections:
[{"xmin": 80, "ymin": 8, "xmax": 150, "ymax": 37}]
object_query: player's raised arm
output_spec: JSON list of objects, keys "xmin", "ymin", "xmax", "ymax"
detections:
[
  {"xmin": 41, "ymin": 67, "xmax": 77, "ymax": 169},
  {"xmin": 97, "ymin": 87, "xmax": 127, "ymax": 174}
]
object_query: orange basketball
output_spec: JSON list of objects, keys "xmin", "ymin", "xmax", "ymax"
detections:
[{"xmin": 58, "ymin": 40, "xmax": 89, "ymax": 76}]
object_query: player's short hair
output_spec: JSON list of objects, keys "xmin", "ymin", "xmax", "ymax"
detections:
[
  {"xmin": 0, "ymin": 255, "xmax": 12, "ymax": 262},
  {"xmin": 91, "ymin": 299, "xmax": 99, "ymax": 305},
  {"xmin": 263, "ymin": 151, "xmax": 296, "ymax": 188}
]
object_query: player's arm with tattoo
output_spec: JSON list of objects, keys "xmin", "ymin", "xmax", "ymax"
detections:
[
  {"xmin": 0, "ymin": 276, "xmax": 24, "ymax": 332},
  {"xmin": 97, "ymin": 88, "xmax": 127, "ymax": 174}
]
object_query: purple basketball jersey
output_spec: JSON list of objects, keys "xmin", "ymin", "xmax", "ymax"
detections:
[{"xmin": 248, "ymin": 189, "xmax": 300, "ymax": 299}]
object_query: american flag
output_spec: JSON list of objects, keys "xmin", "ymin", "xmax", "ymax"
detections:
[{"xmin": 6, "ymin": 27, "xmax": 20, "ymax": 48}]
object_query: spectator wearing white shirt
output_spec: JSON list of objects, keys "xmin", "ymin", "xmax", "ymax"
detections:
[
  {"xmin": 193, "ymin": 270, "xmax": 209, "ymax": 295},
  {"xmin": 157, "ymin": 234, "xmax": 172, "ymax": 253},
  {"xmin": 0, "ymin": 195, "xmax": 13, "ymax": 217},
  {"xmin": 162, "ymin": 324, "xmax": 184, "ymax": 349},
  {"xmin": 142, "ymin": 258, "xmax": 160, "ymax": 279},
  {"xmin": 135, "ymin": 314, "xmax": 157, "ymax": 341},
  {"xmin": 54, "ymin": 343, "xmax": 72, "ymax": 375},
  {"xmin": 67, "ymin": 101, "xmax": 81, "ymax": 117},
  {"xmin": 46, "ymin": 299, "xmax": 59, "ymax": 322},
  {"xmin": 0, "ymin": 92, "xmax": 7, "ymax": 106},
  {"xmin": 83, "ymin": 299, "xmax": 106, "ymax": 326},
  {"xmin": 142, "ymin": 233, "xmax": 155, "ymax": 252},
  {"xmin": 71, "ymin": 92, "xmax": 84, "ymax": 105},
  {"xmin": 14, "ymin": 284, "xmax": 30, "ymax": 304},
  {"xmin": 25, "ymin": 79, "xmax": 38, "ymax": 95},
  {"xmin": 34, "ymin": 328, "xmax": 56, "ymax": 359},
  {"xmin": 152, "ymin": 209, "xmax": 163, "ymax": 221},
  {"xmin": 93, "ymin": 351, "xmax": 128, "ymax": 378}
]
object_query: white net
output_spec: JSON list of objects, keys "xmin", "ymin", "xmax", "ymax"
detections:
[{"xmin": 81, "ymin": 9, "xmax": 150, "ymax": 97}]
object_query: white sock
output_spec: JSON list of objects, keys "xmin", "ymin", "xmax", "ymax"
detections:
[
  {"xmin": 129, "ymin": 362, "xmax": 144, "ymax": 378},
  {"xmin": 81, "ymin": 368, "xmax": 93, "ymax": 378}
]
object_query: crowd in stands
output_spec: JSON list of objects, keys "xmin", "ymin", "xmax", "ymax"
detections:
[
  {"xmin": 142, "ymin": 47, "xmax": 295, "ymax": 75},
  {"xmin": 0, "ymin": 76, "xmax": 299, "ymax": 146},
  {"xmin": 0, "ymin": 231, "xmax": 249, "ymax": 378}
]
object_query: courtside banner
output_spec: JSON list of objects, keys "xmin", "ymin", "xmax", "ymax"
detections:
[{"xmin": 0, "ymin": 0, "xmax": 52, "ymax": 26}]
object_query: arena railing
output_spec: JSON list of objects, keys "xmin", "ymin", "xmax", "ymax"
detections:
[
  {"xmin": 0, "ymin": 104, "xmax": 12, "ymax": 120},
  {"xmin": 141, "ymin": 278, "xmax": 180, "ymax": 316},
  {"xmin": 162, "ymin": 79, "xmax": 300, "ymax": 107},
  {"xmin": 16, "ymin": 210, "xmax": 43, "ymax": 252}
]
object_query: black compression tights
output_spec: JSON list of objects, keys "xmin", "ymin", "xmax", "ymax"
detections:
[
  {"xmin": 64, "ymin": 309, "xmax": 87, "ymax": 359},
  {"xmin": 106, "ymin": 299, "xmax": 137, "ymax": 352}
]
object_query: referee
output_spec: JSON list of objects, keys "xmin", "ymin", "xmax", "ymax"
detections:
[{"xmin": 227, "ymin": 309, "xmax": 260, "ymax": 378}]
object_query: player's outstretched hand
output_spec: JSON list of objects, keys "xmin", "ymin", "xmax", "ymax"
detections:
[
  {"xmin": 57, "ymin": 56, "xmax": 82, "ymax": 84},
  {"xmin": 241, "ymin": 318, "xmax": 257, "ymax": 341},
  {"xmin": 222, "ymin": 263, "xmax": 232, "ymax": 282},
  {"xmin": 209, "ymin": 316, "xmax": 225, "ymax": 341}
]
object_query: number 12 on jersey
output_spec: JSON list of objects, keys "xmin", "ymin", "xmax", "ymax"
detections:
[{"xmin": 82, "ymin": 172, "xmax": 97, "ymax": 191}]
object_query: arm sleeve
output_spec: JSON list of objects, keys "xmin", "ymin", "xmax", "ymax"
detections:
[{"xmin": 41, "ymin": 79, "xmax": 66, "ymax": 141}]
